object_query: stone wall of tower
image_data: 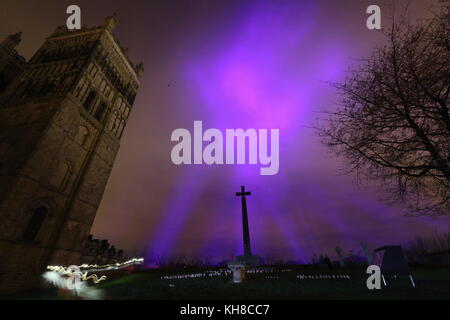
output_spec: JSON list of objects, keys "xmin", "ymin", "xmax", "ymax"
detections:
[
  {"xmin": 0, "ymin": 100, "xmax": 67, "ymax": 293},
  {"xmin": 0, "ymin": 18, "xmax": 141, "ymax": 295}
]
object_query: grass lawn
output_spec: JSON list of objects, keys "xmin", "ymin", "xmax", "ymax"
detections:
[{"xmin": 4, "ymin": 266, "xmax": 450, "ymax": 300}]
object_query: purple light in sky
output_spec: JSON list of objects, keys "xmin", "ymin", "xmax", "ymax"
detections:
[
  {"xmin": 147, "ymin": 0, "xmax": 351, "ymax": 260},
  {"xmin": 143, "ymin": 0, "xmax": 449, "ymax": 263}
]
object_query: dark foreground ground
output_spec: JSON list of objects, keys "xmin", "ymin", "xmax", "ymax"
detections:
[{"xmin": 3, "ymin": 266, "xmax": 450, "ymax": 300}]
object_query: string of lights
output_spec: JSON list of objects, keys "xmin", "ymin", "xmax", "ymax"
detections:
[
  {"xmin": 80, "ymin": 273, "xmax": 107, "ymax": 284},
  {"xmin": 47, "ymin": 258, "xmax": 144, "ymax": 273},
  {"xmin": 46, "ymin": 258, "xmax": 144, "ymax": 284},
  {"xmin": 160, "ymin": 268, "xmax": 294, "ymax": 280}
]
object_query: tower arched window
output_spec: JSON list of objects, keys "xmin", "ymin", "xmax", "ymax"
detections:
[
  {"xmin": 95, "ymin": 102, "xmax": 107, "ymax": 121},
  {"xmin": 83, "ymin": 90, "xmax": 96, "ymax": 110},
  {"xmin": 22, "ymin": 206, "xmax": 48, "ymax": 242}
]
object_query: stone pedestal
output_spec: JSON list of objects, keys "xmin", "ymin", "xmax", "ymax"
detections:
[
  {"xmin": 227, "ymin": 262, "xmax": 247, "ymax": 283},
  {"xmin": 236, "ymin": 255, "xmax": 260, "ymax": 267}
]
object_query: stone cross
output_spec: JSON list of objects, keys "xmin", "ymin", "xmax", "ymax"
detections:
[{"xmin": 236, "ymin": 186, "xmax": 252, "ymax": 256}]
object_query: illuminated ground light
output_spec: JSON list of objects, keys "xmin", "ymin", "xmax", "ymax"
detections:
[{"xmin": 160, "ymin": 268, "xmax": 294, "ymax": 280}]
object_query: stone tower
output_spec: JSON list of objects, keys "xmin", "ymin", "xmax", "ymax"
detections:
[{"xmin": 0, "ymin": 17, "xmax": 143, "ymax": 293}]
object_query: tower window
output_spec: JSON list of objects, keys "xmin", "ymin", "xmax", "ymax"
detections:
[
  {"xmin": 95, "ymin": 102, "xmax": 107, "ymax": 121},
  {"xmin": 83, "ymin": 90, "xmax": 96, "ymax": 110},
  {"xmin": 22, "ymin": 206, "xmax": 48, "ymax": 242}
]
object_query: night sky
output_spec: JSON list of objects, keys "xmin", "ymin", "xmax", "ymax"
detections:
[{"xmin": 2, "ymin": 0, "xmax": 449, "ymax": 263}]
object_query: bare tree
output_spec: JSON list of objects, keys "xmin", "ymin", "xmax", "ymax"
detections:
[{"xmin": 318, "ymin": 6, "xmax": 450, "ymax": 216}]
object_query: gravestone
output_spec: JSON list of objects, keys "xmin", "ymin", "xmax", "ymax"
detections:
[
  {"xmin": 227, "ymin": 261, "xmax": 247, "ymax": 283},
  {"xmin": 335, "ymin": 246, "xmax": 345, "ymax": 267},
  {"xmin": 360, "ymin": 241, "xmax": 373, "ymax": 265}
]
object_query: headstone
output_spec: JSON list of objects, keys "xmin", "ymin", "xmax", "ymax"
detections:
[
  {"xmin": 335, "ymin": 246, "xmax": 345, "ymax": 267},
  {"xmin": 360, "ymin": 241, "xmax": 373, "ymax": 265},
  {"xmin": 227, "ymin": 261, "xmax": 247, "ymax": 283}
]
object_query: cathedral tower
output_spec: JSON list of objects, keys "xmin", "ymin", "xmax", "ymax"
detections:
[{"xmin": 0, "ymin": 17, "xmax": 143, "ymax": 293}]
